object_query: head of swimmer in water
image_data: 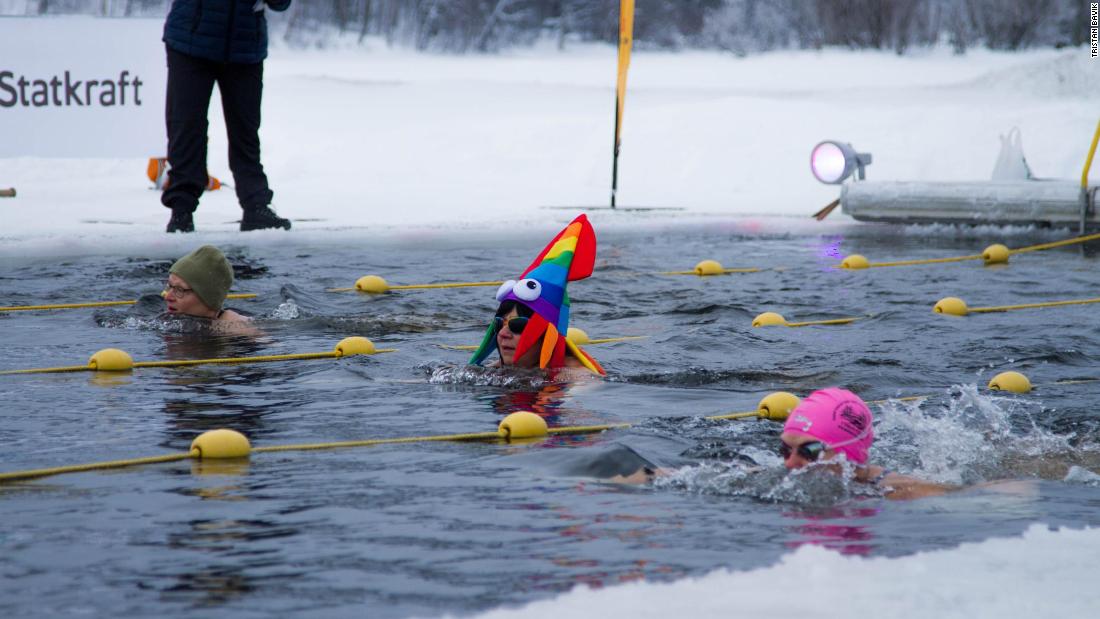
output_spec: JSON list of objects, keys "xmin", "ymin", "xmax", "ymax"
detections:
[
  {"xmin": 779, "ymin": 388, "xmax": 875, "ymax": 471},
  {"xmin": 493, "ymin": 300, "xmax": 538, "ymax": 367},
  {"xmin": 165, "ymin": 245, "xmax": 234, "ymax": 319}
]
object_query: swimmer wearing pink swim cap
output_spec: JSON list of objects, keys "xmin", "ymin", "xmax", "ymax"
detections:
[
  {"xmin": 781, "ymin": 388, "xmax": 874, "ymax": 465},
  {"xmin": 779, "ymin": 388, "xmax": 953, "ymax": 499}
]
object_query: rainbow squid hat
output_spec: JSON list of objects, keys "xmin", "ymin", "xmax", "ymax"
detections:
[{"xmin": 469, "ymin": 214, "xmax": 605, "ymax": 375}]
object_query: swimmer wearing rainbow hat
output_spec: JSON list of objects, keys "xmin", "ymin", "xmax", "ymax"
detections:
[{"xmin": 469, "ymin": 214, "xmax": 606, "ymax": 376}]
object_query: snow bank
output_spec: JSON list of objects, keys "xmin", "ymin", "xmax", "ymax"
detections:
[
  {"xmin": 0, "ymin": 19, "xmax": 1096, "ymax": 257},
  {"xmin": 463, "ymin": 524, "xmax": 1100, "ymax": 619}
]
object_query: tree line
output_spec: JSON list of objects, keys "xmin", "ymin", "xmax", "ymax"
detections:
[{"xmin": 21, "ymin": 0, "xmax": 1089, "ymax": 54}]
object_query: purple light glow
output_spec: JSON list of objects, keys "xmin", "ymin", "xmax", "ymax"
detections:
[{"xmin": 811, "ymin": 142, "xmax": 847, "ymax": 184}]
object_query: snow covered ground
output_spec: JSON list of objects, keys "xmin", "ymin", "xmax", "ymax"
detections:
[
  {"xmin": 1, "ymin": 18, "xmax": 1097, "ymax": 257},
  {"xmin": 464, "ymin": 524, "xmax": 1100, "ymax": 619}
]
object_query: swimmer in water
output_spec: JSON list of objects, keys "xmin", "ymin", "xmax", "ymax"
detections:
[
  {"xmin": 779, "ymin": 388, "xmax": 953, "ymax": 500},
  {"xmin": 164, "ymin": 245, "xmax": 251, "ymax": 328},
  {"xmin": 469, "ymin": 214, "xmax": 605, "ymax": 376},
  {"xmin": 613, "ymin": 388, "xmax": 954, "ymax": 500}
]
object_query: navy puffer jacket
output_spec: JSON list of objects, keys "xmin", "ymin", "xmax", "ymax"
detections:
[{"xmin": 163, "ymin": 0, "xmax": 292, "ymax": 64}]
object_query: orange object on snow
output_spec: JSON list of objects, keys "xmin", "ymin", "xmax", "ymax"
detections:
[{"xmin": 146, "ymin": 157, "xmax": 223, "ymax": 191}]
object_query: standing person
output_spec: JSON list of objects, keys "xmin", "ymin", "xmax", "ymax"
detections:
[{"xmin": 161, "ymin": 0, "xmax": 293, "ymax": 233}]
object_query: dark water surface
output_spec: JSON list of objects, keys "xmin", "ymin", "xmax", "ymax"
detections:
[{"xmin": 2, "ymin": 220, "xmax": 1099, "ymax": 617}]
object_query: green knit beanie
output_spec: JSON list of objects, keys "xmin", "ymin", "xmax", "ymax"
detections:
[{"xmin": 169, "ymin": 245, "xmax": 234, "ymax": 311}]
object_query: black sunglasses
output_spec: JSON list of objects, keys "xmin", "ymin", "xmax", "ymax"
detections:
[
  {"xmin": 493, "ymin": 315, "xmax": 529, "ymax": 334},
  {"xmin": 779, "ymin": 440, "xmax": 827, "ymax": 462}
]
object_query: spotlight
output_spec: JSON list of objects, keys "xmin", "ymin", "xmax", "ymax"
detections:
[{"xmin": 810, "ymin": 141, "xmax": 872, "ymax": 184}]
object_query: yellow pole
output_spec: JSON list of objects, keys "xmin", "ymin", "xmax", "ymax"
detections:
[
  {"xmin": 610, "ymin": 0, "xmax": 635, "ymax": 208},
  {"xmin": 1082, "ymin": 118, "xmax": 1100, "ymax": 189}
]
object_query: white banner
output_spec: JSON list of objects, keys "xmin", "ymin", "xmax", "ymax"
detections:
[{"xmin": 0, "ymin": 16, "xmax": 166, "ymax": 157}]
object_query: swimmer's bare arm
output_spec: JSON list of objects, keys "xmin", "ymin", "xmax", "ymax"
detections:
[
  {"xmin": 608, "ymin": 467, "xmax": 667, "ymax": 484},
  {"xmin": 879, "ymin": 472, "xmax": 958, "ymax": 500}
]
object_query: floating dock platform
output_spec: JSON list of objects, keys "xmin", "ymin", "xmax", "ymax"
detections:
[{"xmin": 841, "ymin": 180, "xmax": 1098, "ymax": 229}]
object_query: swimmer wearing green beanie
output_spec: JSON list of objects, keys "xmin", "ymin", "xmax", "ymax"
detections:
[{"xmin": 166, "ymin": 245, "xmax": 248, "ymax": 323}]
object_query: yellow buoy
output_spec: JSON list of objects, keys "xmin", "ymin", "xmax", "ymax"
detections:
[
  {"xmin": 88, "ymin": 348, "xmax": 134, "ymax": 371},
  {"xmin": 190, "ymin": 429, "xmax": 251, "ymax": 459},
  {"xmin": 988, "ymin": 371, "xmax": 1031, "ymax": 394},
  {"xmin": 841, "ymin": 254, "xmax": 870, "ymax": 269},
  {"xmin": 498, "ymin": 411, "xmax": 548, "ymax": 441},
  {"xmin": 335, "ymin": 336, "xmax": 377, "ymax": 356},
  {"xmin": 982, "ymin": 244, "xmax": 1010, "ymax": 266},
  {"xmin": 752, "ymin": 312, "xmax": 787, "ymax": 327},
  {"xmin": 757, "ymin": 392, "xmax": 801, "ymax": 421},
  {"xmin": 933, "ymin": 297, "xmax": 969, "ymax": 316},
  {"xmin": 355, "ymin": 275, "xmax": 389, "ymax": 294},
  {"xmin": 694, "ymin": 259, "xmax": 724, "ymax": 276},
  {"xmin": 566, "ymin": 327, "xmax": 590, "ymax": 345}
]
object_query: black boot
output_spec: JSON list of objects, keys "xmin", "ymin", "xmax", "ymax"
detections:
[
  {"xmin": 166, "ymin": 208, "xmax": 194, "ymax": 233},
  {"xmin": 241, "ymin": 206, "xmax": 291, "ymax": 231}
]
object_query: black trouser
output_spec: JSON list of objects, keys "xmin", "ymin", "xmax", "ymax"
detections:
[{"xmin": 161, "ymin": 46, "xmax": 274, "ymax": 212}]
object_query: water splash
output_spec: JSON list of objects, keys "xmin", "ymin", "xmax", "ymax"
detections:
[
  {"xmin": 874, "ymin": 385, "xmax": 1077, "ymax": 484},
  {"xmin": 1064, "ymin": 466, "xmax": 1100, "ymax": 486},
  {"xmin": 427, "ymin": 363, "xmax": 552, "ymax": 389},
  {"xmin": 271, "ymin": 299, "xmax": 300, "ymax": 320},
  {"xmin": 653, "ymin": 460, "xmax": 882, "ymax": 507}
]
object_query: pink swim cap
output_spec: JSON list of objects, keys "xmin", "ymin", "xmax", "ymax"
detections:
[{"xmin": 782, "ymin": 388, "xmax": 874, "ymax": 464}]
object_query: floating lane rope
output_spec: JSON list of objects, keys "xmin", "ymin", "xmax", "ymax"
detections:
[
  {"xmin": 987, "ymin": 370, "xmax": 1100, "ymax": 393},
  {"xmin": 0, "ymin": 395, "xmax": 802, "ymax": 483},
  {"xmin": 660, "ymin": 259, "xmax": 760, "ymax": 276},
  {"xmin": 329, "ymin": 260, "xmax": 762, "ymax": 294},
  {"xmin": 0, "ymin": 293, "xmax": 257, "ymax": 312},
  {"xmin": 839, "ymin": 232, "xmax": 1100, "ymax": 270},
  {"xmin": 438, "ymin": 328, "xmax": 646, "ymax": 351},
  {"xmin": 327, "ymin": 275, "xmax": 506, "ymax": 294},
  {"xmin": 4, "ymin": 379, "xmax": 1078, "ymax": 485},
  {"xmin": 0, "ymin": 337, "xmax": 393, "ymax": 375},
  {"xmin": 752, "ymin": 312, "xmax": 860, "ymax": 328},
  {"xmin": 933, "ymin": 295, "xmax": 1100, "ymax": 317}
]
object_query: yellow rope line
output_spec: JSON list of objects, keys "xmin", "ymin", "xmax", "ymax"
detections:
[
  {"xmin": 841, "ymin": 231, "xmax": 1100, "ymax": 270},
  {"xmin": 327, "ymin": 281, "xmax": 503, "ymax": 293},
  {"xmin": 0, "ymin": 392, "xmax": 1008, "ymax": 484},
  {"xmin": 658, "ymin": 268, "xmax": 760, "ymax": 275},
  {"xmin": 252, "ymin": 431, "xmax": 506, "ymax": 453},
  {"xmin": 785, "ymin": 317, "xmax": 860, "ymax": 327},
  {"xmin": 0, "ymin": 293, "xmax": 257, "ymax": 312},
  {"xmin": 331, "ymin": 270, "xmax": 770, "ymax": 292},
  {"xmin": 547, "ymin": 423, "xmax": 633, "ymax": 435},
  {"xmin": 864, "ymin": 254, "xmax": 984, "ymax": 268},
  {"xmin": 0, "ymin": 349, "xmax": 398, "ymax": 375},
  {"xmin": 0, "ymin": 365, "xmax": 93, "ymax": 375},
  {"xmin": 584, "ymin": 335, "xmax": 647, "ymax": 344},
  {"xmin": 706, "ymin": 410, "xmax": 763, "ymax": 421},
  {"xmin": 133, "ymin": 352, "xmax": 340, "ymax": 368},
  {"xmin": 438, "ymin": 335, "xmax": 645, "ymax": 351},
  {"xmin": 1053, "ymin": 378, "xmax": 1100, "ymax": 386},
  {"xmin": 389, "ymin": 281, "xmax": 503, "ymax": 290},
  {"xmin": 969, "ymin": 297, "xmax": 1100, "ymax": 313},
  {"xmin": 1010, "ymin": 232, "xmax": 1100, "ymax": 254},
  {"xmin": 0, "ymin": 451, "xmax": 195, "ymax": 483}
]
